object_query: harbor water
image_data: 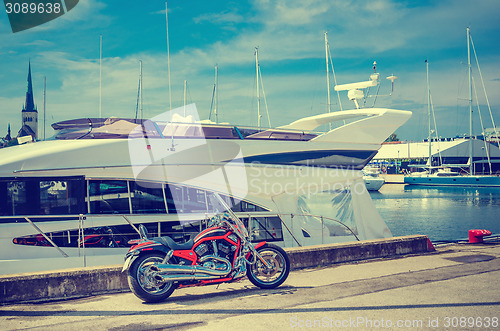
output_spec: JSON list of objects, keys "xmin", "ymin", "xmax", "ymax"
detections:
[{"xmin": 370, "ymin": 184, "xmax": 500, "ymax": 242}]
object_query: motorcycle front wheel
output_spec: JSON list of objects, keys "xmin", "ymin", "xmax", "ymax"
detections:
[
  {"xmin": 127, "ymin": 252, "xmax": 176, "ymax": 303},
  {"xmin": 247, "ymin": 243, "xmax": 290, "ymax": 289}
]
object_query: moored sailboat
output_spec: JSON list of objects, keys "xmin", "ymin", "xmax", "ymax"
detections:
[{"xmin": 405, "ymin": 28, "xmax": 500, "ymax": 187}]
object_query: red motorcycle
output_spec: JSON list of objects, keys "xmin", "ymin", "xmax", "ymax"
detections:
[{"xmin": 122, "ymin": 196, "xmax": 290, "ymax": 303}]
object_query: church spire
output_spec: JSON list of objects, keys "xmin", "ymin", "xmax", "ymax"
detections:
[
  {"xmin": 19, "ymin": 61, "xmax": 38, "ymax": 140},
  {"xmin": 23, "ymin": 61, "xmax": 36, "ymax": 112}
]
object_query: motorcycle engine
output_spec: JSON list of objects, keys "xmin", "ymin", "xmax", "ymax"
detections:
[{"xmin": 194, "ymin": 239, "xmax": 237, "ymax": 267}]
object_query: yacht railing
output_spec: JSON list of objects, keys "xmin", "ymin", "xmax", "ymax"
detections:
[
  {"xmin": 56, "ymin": 118, "xmax": 332, "ymax": 141},
  {"xmin": 78, "ymin": 214, "xmax": 86, "ymax": 266},
  {"xmin": 22, "ymin": 216, "xmax": 69, "ymax": 258},
  {"xmin": 282, "ymin": 213, "xmax": 360, "ymax": 243},
  {"xmin": 6, "ymin": 211, "xmax": 359, "ymax": 266},
  {"xmin": 122, "ymin": 215, "xmax": 140, "ymax": 235}
]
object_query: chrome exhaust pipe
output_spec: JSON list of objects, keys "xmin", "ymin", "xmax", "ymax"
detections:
[
  {"xmin": 151, "ymin": 264, "xmax": 231, "ymax": 276},
  {"xmin": 154, "ymin": 273, "xmax": 226, "ymax": 283},
  {"xmin": 150, "ymin": 255, "xmax": 232, "ymax": 282}
]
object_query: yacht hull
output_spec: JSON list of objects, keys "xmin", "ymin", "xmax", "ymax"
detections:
[
  {"xmin": 363, "ymin": 176, "xmax": 385, "ymax": 191},
  {"xmin": 404, "ymin": 175, "xmax": 500, "ymax": 187},
  {"xmin": 0, "ymin": 108, "xmax": 411, "ymax": 274}
]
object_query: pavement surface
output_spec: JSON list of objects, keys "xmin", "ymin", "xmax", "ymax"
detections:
[{"xmin": 1, "ymin": 242, "xmax": 499, "ymax": 330}]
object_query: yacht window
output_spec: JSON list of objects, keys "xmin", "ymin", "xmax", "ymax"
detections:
[
  {"xmin": 165, "ymin": 185, "xmax": 208, "ymax": 213},
  {"xmin": 247, "ymin": 216, "xmax": 283, "ymax": 242},
  {"xmin": 1, "ymin": 181, "xmax": 34, "ymax": 215},
  {"xmin": 0, "ymin": 178, "xmax": 85, "ymax": 216},
  {"xmin": 165, "ymin": 184, "xmax": 181, "ymax": 213},
  {"xmin": 184, "ymin": 187, "xmax": 207, "ymax": 213},
  {"xmin": 131, "ymin": 181, "xmax": 167, "ymax": 214},
  {"xmin": 40, "ymin": 180, "xmax": 85, "ymax": 215},
  {"xmin": 207, "ymin": 194, "xmax": 233, "ymax": 213},
  {"xmin": 230, "ymin": 198, "xmax": 268, "ymax": 212},
  {"xmin": 88, "ymin": 180, "xmax": 130, "ymax": 214}
]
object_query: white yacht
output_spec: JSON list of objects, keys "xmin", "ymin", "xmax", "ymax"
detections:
[
  {"xmin": 0, "ymin": 103, "xmax": 410, "ymax": 274},
  {"xmin": 362, "ymin": 166, "xmax": 385, "ymax": 191}
]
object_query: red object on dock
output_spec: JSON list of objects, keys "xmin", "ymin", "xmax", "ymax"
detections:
[
  {"xmin": 468, "ymin": 229, "xmax": 492, "ymax": 243},
  {"xmin": 426, "ymin": 237, "xmax": 436, "ymax": 251}
]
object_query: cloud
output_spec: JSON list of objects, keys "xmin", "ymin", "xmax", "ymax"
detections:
[
  {"xmin": 24, "ymin": 40, "xmax": 55, "ymax": 47},
  {"xmin": 254, "ymin": 0, "xmax": 330, "ymax": 26},
  {"xmin": 194, "ymin": 11, "xmax": 244, "ymax": 25},
  {"xmin": 2, "ymin": 0, "xmax": 500, "ymax": 142}
]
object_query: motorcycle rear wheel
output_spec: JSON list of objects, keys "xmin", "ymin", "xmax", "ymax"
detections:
[
  {"xmin": 128, "ymin": 252, "xmax": 176, "ymax": 303},
  {"xmin": 247, "ymin": 243, "xmax": 290, "ymax": 289}
]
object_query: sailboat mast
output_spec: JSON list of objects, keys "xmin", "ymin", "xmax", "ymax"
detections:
[
  {"xmin": 135, "ymin": 61, "xmax": 143, "ymax": 122},
  {"xmin": 467, "ymin": 27, "xmax": 474, "ymax": 175},
  {"xmin": 43, "ymin": 76, "xmax": 46, "ymax": 140},
  {"xmin": 183, "ymin": 80, "xmax": 187, "ymax": 117},
  {"xmin": 426, "ymin": 60, "xmax": 432, "ymax": 167},
  {"xmin": 165, "ymin": 1, "xmax": 172, "ymax": 110},
  {"xmin": 139, "ymin": 60, "xmax": 143, "ymax": 119},
  {"xmin": 214, "ymin": 65, "xmax": 218, "ymax": 124},
  {"xmin": 255, "ymin": 47, "xmax": 261, "ymax": 129},
  {"xmin": 325, "ymin": 32, "xmax": 331, "ymax": 121},
  {"xmin": 99, "ymin": 34, "xmax": 102, "ymax": 118}
]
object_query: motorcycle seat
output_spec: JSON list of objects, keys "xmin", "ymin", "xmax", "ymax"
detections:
[{"xmin": 153, "ymin": 235, "xmax": 194, "ymax": 250}]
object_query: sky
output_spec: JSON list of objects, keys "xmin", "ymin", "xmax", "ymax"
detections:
[{"xmin": 1, "ymin": 0, "xmax": 500, "ymax": 141}]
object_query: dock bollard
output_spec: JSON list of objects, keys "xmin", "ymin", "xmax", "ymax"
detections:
[{"xmin": 468, "ymin": 229, "xmax": 492, "ymax": 243}]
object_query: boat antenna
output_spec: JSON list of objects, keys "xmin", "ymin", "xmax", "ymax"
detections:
[
  {"xmin": 367, "ymin": 61, "xmax": 381, "ymax": 107},
  {"xmin": 166, "ymin": 1, "xmax": 172, "ymax": 110}
]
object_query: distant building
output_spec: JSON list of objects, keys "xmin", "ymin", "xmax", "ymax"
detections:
[
  {"xmin": 483, "ymin": 128, "xmax": 500, "ymax": 144},
  {"xmin": 372, "ymin": 138, "xmax": 500, "ymax": 174},
  {"xmin": 0, "ymin": 123, "xmax": 12, "ymax": 148},
  {"xmin": 17, "ymin": 61, "xmax": 38, "ymax": 140},
  {"xmin": 5, "ymin": 124, "xmax": 11, "ymax": 141}
]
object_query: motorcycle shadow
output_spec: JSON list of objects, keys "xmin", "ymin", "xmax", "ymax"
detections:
[{"xmin": 140, "ymin": 284, "xmax": 308, "ymax": 306}]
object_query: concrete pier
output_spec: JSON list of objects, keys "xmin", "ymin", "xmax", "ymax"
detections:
[
  {"xmin": 0, "ymin": 235, "xmax": 432, "ymax": 304},
  {"xmin": 0, "ymin": 239, "xmax": 498, "ymax": 330}
]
